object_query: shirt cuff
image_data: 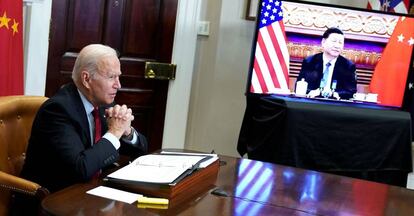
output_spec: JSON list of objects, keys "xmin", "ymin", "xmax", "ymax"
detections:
[{"xmin": 103, "ymin": 132, "xmax": 121, "ymax": 149}]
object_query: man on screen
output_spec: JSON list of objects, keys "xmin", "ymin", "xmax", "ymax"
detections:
[{"xmin": 296, "ymin": 27, "xmax": 357, "ymax": 99}]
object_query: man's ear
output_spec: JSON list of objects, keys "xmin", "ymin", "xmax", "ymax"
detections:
[{"xmin": 81, "ymin": 70, "xmax": 91, "ymax": 89}]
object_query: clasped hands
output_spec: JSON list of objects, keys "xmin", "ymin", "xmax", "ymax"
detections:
[
  {"xmin": 307, "ymin": 88, "xmax": 340, "ymax": 100},
  {"xmin": 105, "ymin": 104, "xmax": 134, "ymax": 139}
]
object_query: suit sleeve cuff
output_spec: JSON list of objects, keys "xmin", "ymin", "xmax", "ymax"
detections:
[{"xmin": 103, "ymin": 132, "xmax": 121, "ymax": 149}]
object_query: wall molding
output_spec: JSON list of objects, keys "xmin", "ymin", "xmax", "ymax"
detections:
[{"xmin": 162, "ymin": 0, "xmax": 200, "ymax": 149}]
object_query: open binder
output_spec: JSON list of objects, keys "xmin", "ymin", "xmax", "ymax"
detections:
[{"xmin": 103, "ymin": 152, "xmax": 220, "ymax": 198}]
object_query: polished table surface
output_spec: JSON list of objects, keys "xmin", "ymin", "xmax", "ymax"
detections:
[{"xmin": 42, "ymin": 154, "xmax": 414, "ymax": 216}]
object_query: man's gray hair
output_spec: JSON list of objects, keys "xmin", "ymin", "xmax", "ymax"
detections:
[{"xmin": 72, "ymin": 44, "xmax": 118, "ymax": 85}]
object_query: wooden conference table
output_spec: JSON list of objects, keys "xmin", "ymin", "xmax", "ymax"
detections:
[{"xmin": 42, "ymin": 153, "xmax": 414, "ymax": 215}]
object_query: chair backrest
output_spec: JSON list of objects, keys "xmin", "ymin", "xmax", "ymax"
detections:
[{"xmin": 0, "ymin": 96, "xmax": 48, "ymax": 215}]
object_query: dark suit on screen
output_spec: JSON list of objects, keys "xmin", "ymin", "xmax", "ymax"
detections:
[
  {"xmin": 20, "ymin": 83, "xmax": 147, "ymax": 193},
  {"xmin": 297, "ymin": 53, "xmax": 357, "ymax": 99}
]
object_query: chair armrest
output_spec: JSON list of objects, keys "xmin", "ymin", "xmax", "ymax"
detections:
[{"xmin": 0, "ymin": 171, "xmax": 49, "ymax": 199}]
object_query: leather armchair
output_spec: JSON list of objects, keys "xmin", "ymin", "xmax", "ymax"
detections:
[{"xmin": 0, "ymin": 96, "xmax": 49, "ymax": 216}]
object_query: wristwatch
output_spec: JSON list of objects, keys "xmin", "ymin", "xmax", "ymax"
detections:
[{"xmin": 124, "ymin": 126, "xmax": 135, "ymax": 140}]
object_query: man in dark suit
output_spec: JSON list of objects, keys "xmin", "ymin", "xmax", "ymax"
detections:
[
  {"xmin": 296, "ymin": 27, "xmax": 357, "ymax": 99},
  {"xmin": 20, "ymin": 44, "xmax": 147, "ymax": 193}
]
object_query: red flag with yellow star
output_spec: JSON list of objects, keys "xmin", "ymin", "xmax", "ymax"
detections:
[
  {"xmin": 369, "ymin": 17, "xmax": 414, "ymax": 107},
  {"xmin": 0, "ymin": 0, "xmax": 23, "ymax": 95}
]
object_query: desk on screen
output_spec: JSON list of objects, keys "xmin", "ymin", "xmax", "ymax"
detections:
[{"xmin": 238, "ymin": 94, "xmax": 412, "ymax": 186}]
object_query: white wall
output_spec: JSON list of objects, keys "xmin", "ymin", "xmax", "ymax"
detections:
[
  {"xmin": 23, "ymin": 0, "xmax": 51, "ymax": 96},
  {"xmin": 185, "ymin": 0, "xmax": 255, "ymax": 156}
]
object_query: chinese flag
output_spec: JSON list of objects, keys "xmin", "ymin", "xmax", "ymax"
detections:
[
  {"xmin": 369, "ymin": 17, "xmax": 414, "ymax": 107},
  {"xmin": 0, "ymin": 0, "xmax": 23, "ymax": 96}
]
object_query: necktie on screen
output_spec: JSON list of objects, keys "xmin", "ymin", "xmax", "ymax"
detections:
[
  {"xmin": 92, "ymin": 107, "xmax": 101, "ymax": 144},
  {"xmin": 319, "ymin": 62, "xmax": 332, "ymax": 89}
]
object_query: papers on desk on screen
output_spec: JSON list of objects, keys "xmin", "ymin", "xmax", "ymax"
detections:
[{"xmin": 106, "ymin": 152, "xmax": 218, "ymax": 185}]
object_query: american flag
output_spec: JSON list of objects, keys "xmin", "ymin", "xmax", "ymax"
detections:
[
  {"xmin": 367, "ymin": 0, "xmax": 410, "ymax": 14},
  {"xmin": 250, "ymin": 0, "xmax": 289, "ymax": 94}
]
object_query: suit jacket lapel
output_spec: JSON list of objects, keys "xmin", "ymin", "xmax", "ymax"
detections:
[
  {"xmin": 66, "ymin": 83, "xmax": 94, "ymax": 148},
  {"xmin": 316, "ymin": 53, "xmax": 324, "ymax": 80},
  {"xmin": 331, "ymin": 56, "xmax": 344, "ymax": 83}
]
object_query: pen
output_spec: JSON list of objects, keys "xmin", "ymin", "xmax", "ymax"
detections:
[{"xmin": 137, "ymin": 196, "xmax": 169, "ymax": 205}]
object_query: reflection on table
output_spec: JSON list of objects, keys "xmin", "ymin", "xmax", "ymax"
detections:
[{"xmin": 42, "ymin": 154, "xmax": 414, "ymax": 215}]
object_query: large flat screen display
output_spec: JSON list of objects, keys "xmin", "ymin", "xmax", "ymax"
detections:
[{"xmin": 247, "ymin": 0, "xmax": 414, "ymax": 108}]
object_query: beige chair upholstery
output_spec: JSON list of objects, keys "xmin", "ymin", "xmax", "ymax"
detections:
[{"xmin": 0, "ymin": 96, "xmax": 49, "ymax": 216}]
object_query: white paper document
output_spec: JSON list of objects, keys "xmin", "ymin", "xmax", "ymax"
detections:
[
  {"xmin": 86, "ymin": 186, "xmax": 142, "ymax": 204},
  {"xmin": 160, "ymin": 151, "xmax": 219, "ymax": 168},
  {"xmin": 107, "ymin": 154, "xmax": 218, "ymax": 184}
]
